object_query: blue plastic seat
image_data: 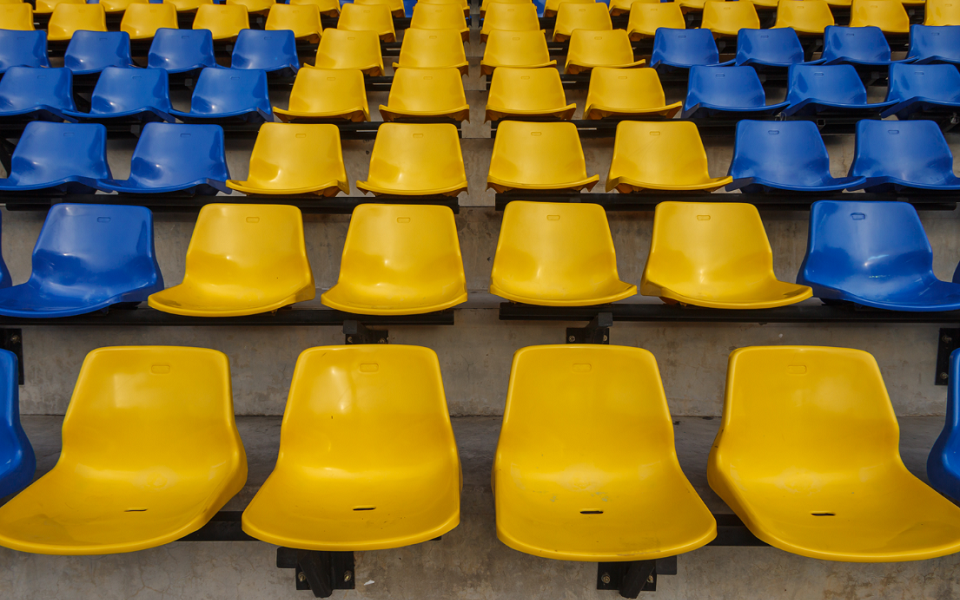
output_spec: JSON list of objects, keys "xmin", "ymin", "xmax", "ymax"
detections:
[
  {"xmin": 798, "ymin": 200, "xmax": 960, "ymax": 311},
  {"xmin": 735, "ymin": 28, "xmax": 806, "ymax": 69},
  {"xmin": 97, "ymin": 123, "xmax": 231, "ymax": 195},
  {"xmin": 147, "ymin": 28, "xmax": 218, "ymax": 74},
  {"xmin": 727, "ymin": 120, "xmax": 865, "ymax": 193},
  {"xmin": 682, "ymin": 65, "xmax": 788, "ymax": 118},
  {"xmin": 231, "ymin": 29, "xmax": 299, "ymax": 76},
  {"xmin": 63, "ymin": 67, "xmax": 174, "ymax": 123},
  {"xmin": 0, "ymin": 213, "xmax": 9, "ymax": 289},
  {"xmin": 0, "ymin": 122, "xmax": 110, "ymax": 194},
  {"xmin": 848, "ymin": 120, "xmax": 960, "ymax": 192},
  {"xmin": 63, "ymin": 31, "xmax": 135, "ymax": 76},
  {"xmin": 0, "ymin": 350, "xmax": 34, "ymax": 500},
  {"xmin": 0, "ymin": 67, "xmax": 76, "ymax": 123},
  {"xmin": 817, "ymin": 25, "xmax": 901, "ymax": 67},
  {"xmin": 0, "ymin": 31, "xmax": 50, "ymax": 74},
  {"xmin": 781, "ymin": 64, "xmax": 896, "ymax": 117},
  {"xmin": 650, "ymin": 28, "xmax": 734, "ymax": 71},
  {"xmin": 906, "ymin": 24, "xmax": 960, "ymax": 65},
  {"xmin": 0, "ymin": 204, "xmax": 165, "ymax": 318},
  {"xmin": 929, "ymin": 349, "xmax": 960, "ymax": 502},
  {"xmin": 169, "ymin": 68, "xmax": 272, "ymax": 124},
  {"xmin": 881, "ymin": 62, "xmax": 960, "ymax": 119}
]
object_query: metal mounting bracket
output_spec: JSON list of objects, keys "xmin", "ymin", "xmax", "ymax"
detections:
[
  {"xmin": 597, "ymin": 557, "xmax": 676, "ymax": 598},
  {"xmin": 567, "ymin": 312, "xmax": 612, "ymax": 344},
  {"xmin": 936, "ymin": 327, "xmax": 960, "ymax": 385},
  {"xmin": 276, "ymin": 548, "xmax": 355, "ymax": 598},
  {"xmin": 0, "ymin": 328, "xmax": 23, "ymax": 385},
  {"xmin": 343, "ymin": 320, "xmax": 388, "ymax": 345}
]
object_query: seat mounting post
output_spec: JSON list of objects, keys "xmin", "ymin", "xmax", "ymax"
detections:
[
  {"xmin": 566, "ymin": 312, "xmax": 612, "ymax": 344},
  {"xmin": 597, "ymin": 557, "xmax": 676, "ymax": 597},
  {"xmin": 343, "ymin": 320, "xmax": 388, "ymax": 345},
  {"xmin": 0, "ymin": 328, "xmax": 23, "ymax": 384},
  {"xmin": 276, "ymin": 548, "xmax": 355, "ymax": 598}
]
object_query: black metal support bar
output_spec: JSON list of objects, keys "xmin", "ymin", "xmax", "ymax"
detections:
[
  {"xmin": 277, "ymin": 548, "xmax": 356, "ymax": 598},
  {"xmin": 710, "ymin": 514, "xmax": 768, "ymax": 546},
  {"xmin": 567, "ymin": 312, "xmax": 611, "ymax": 344},
  {"xmin": 597, "ymin": 558, "xmax": 676, "ymax": 597},
  {"xmin": 936, "ymin": 327, "xmax": 960, "ymax": 385},
  {"xmin": 178, "ymin": 511, "xmax": 255, "ymax": 542},
  {"xmin": 0, "ymin": 328, "xmax": 23, "ymax": 385},
  {"xmin": 344, "ymin": 320, "xmax": 389, "ymax": 344}
]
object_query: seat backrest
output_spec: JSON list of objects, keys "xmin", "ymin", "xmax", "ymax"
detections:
[
  {"xmin": 886, "ymin": 62, "xmax": 960, "ymax": 103},
  {"xmin": 231, "ymin": 29, "xmax": 298, "ymax": 70},
  {"xmin": 554, "ymin": 2, "xmax": 612, "ymax": 33},
  {"xmin": 735, "ymin": 28, "xmax": 804, "ymax": 65},
  {"xmin": 0, "ymin": 3, "xmax": 34, "ymax": 30},
  {"xmin": 315, "ymin": 28, "xmax": 383, "ymax": 69},
  {"xmin": 568, "ymin": 29, "xmax": 634, "ymax": 64},
  {"xmin": 0, "ymin": 349, "xmax": 34, "ymax": 499},
  {"xmin": 187, "ymin": 67, "xmax": 271, "ymax": 116},
  {"xmin": 398, "ymin": 27, "xmax": 466, "ymax": 66},
  {"xmin": 128, "ymin": 122, "xmax": 230, "ymax": 186},
  {"xmin": 192, "ymin": 4, "xmax": 249, "ymax": 39},
  {"xmin": 609, "ymin": 121, "xmax": 716, "ymax": 187},
  {"xmin": 244, "ymin": 122, "xmax": 345, "ymax": 189},
  {"xmin": 147, "ymin": 28, "xmax": 217, "ymax": 71},
  {"xmin": 387, "ymin": 66, "xmax": 466, "ymax": 111},
  {"xmin": 483, "ymin": 29, "xmax": 551, "ymax": 65},
  {"xmin": 849, "ymin": 0, "xmax": 910, "ymax": 31},
  {"xmin": 490, "ymin": 121, "xmax": 589, "ymax": 183},
  {"xmin": 0, "ymin": 31, "xmax": 50, "ymax": 73},
  {"xmin": 730, "ymin": 120, "xmax": 834, "ymax": 186},
  {"xmin": 366, "ymin": 122, "xmax": 465, "ymax": 191},
  {"xmin": 36, "ymin": 0, "xmax": 84, "ymax": 14},
  {"xmin": 850, "ymin": 119, "xmax": 957, "ymax": 184},
  {"xmin": 926, "ymin": 0, "xmax": 960, "ymax": 25},
  {"xmin": 587, "ymin": 67, "xmax": 668, "ymax": 109},
  {"xmin": 89, "ymin": 66, "xmax": 173, "ymax": 116},
  {"xmin": 0, "ymin": 67, "xmax": 75, "ymax": 112},
  {"xmin": 774, "ymin": 0, "xmax": 834, "ymax": 31},
  {"xmin": 686, "ymin": 65, "xmax": 767, "ymax": 109},
  {"xmin": 484, "ymin": 2, "xmax": 541, "ymax": 31},
  {"xmin": 821, "ymin": 25, "xmax": 891, "ymax": 63},
  {"xmin": 64, "ymin": 31, "xmax": 132, "ymax": 73},
  {"xmin": 338, "ymin": 2, "xmax": 396, "ymax": 35},
  {"xmin": 786, "ymin": 63, "xmax": 868, "ymax": 105},
  {"xmin": 489, "ymin": 66, "xmax": 567, "ymax": 111},
  {"xmin": 265, "ymin": 3, "xmax": 322, "ymax": 38},
  {"xmin": 287, "ymin": 67, "xmax": 367, "ymax": 113},
  {"xmin": 120, "ymin": 3, "xmax": 178, "ymax": 40},
  {"xmin": 701, "ymin": 0, "xmax": 760, "ymax": 33},
  {"xmin": 410, "ymin": 2, "xmax": 467, "ymax": 29},
  {"xmin": 48, "ymin": 4, "xmax": 107, "ymax": 39},
  {"xmin": 906, "ymin": 24, "xmax": 960, "ymax": 60},
  {"xmin": 7, "ymin": 122, "xmax": 109, "ymax": 184},
  {"xmin": 652, "ymin": 27, "xmax": 720, "ymax": 66},
  {"xmin": 629, "ymin": 2, "xmax": 686, "ymax": 34}
]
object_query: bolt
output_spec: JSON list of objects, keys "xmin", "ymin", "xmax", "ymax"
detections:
[
  {"xmin": 346, "ymin": 336, "xmax": 353, "ymax": 343},
  {"xmin": 944, "ymin": 335, "xmax": 954, "ymax": 344},
  {"xmin": 344, "ymin": 571, "xmax": 353, "ymax": 583},
  {"xmin": 602, "ymin": 334, "xmax": 608, "ymax": 342},
  {"xmin": 378, "ymin": 338, "xmax": 387, "ymax": 343},
  {"xmin": 568, "ymin": 336, "xmax": 576, "ymax": 343},
  {"xmin": 298, "ymin": 573, "xmax": 306, "ymax": 583},
  {"xmin": 9, "ymin": 335, "xmax": 19, "ymax": 344},
  {"xmin": 600, "ymin": 573, "xmax": 611, "ymax": 585},
  {"xmin": 942, "ymin": 372, "xmax": 950, "ymax": 380},
  {"xmin": 646, "ymin": 575, "xmax": 654, "ymax": 584}
]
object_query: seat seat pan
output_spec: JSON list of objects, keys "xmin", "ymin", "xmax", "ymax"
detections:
[
  {"xmin": 727, "ymin": 175, "xmax": 864, "ymax": 193},
  {"xmin": 63, "ymin": 108, "xmax": 174, "ymax": 122},
  {"xmin": 783, "ymin": 99, "xmax": 896, "ymax": 116},
  {"xmin": 356, "ymin": 180, "xmax": 467, "ymax": 196},
  {"xmin": 584, "ymin": 100, "xmax": 682, "ymax": 120},
  {"xmin": 97, "ymin": 178, "xmax": 231, "ymax": 195},
  {"xmin": 683, "ymin": 101, "xmax": 789, "ymax": 119},
  {"xmin": 170, "ymin": 108, "xmax": 270, "ymax": 123},
  {"xmin": 608, "ymin": 174, "xmax": 733, "ymax": 193},
  {"xmin": 0, "ymin": 284, "xmax": 144, "ymax": 318},
  {"xmin": 321, "ymin": 283, "xmax": 467, "ymax": 315},
  {"xmin": 490, "ymin": 281, "xmax": 637, "ymax": 306},
  {"xmin": 226, "ymin": 179, "xmax": 347, "ymax": 197},
  {"xmin": 809, "ymin": 278, "xmax": 960, "ymax": 312},
  {"xmin": 646, "ymin": 279, "xmax": 813, "ymax": 309},
  {"xmin": 0, "ymin": 175, "xmax": 100, "ymax": 193},
  {"xmin": 486, "ymin": 102, "xmax": 576, "ymax": 121},
  {"xmin": 851, "ymin": 175, "xmax": 960, "ymax": 193},
  {"xmin": 392, "ymin": 61, "xmax": 468, "ymax": 76},
  {"xmin": 273, "ymin": 107, "xmax": 368, "ymax": 122},
  {"xmin": 379, "ymin": 103, "xmax": 470, "ymax": 122},
  {"xmin": 883, "ymin": 97, "xmax": 960, "ymax": 118},
  {"xmin": 487, "ymin": 174, "xmax": 600, "ymax": 193},
  {"xmin": 148, "ymin": 280, "xmax": 315, "ymax": 317}
]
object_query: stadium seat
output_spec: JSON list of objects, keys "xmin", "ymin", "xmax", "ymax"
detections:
[
  {"xmin": 97, "ymin": 123, "xmax": 231, "ymax": 195},
  {"xmin": 265, "ymin": 3, "xmax": 321, "ymax": 42},
  {"xmin": 0, "ymin": 67, "xmax": 76, "ymax": 122},
  {"xmin": 47, "ymin": 4, "xmax": 107, "ymax": 42},
  {"xmin": 480, "ymin": 0, "xmax": 524, "ymax": 16},
  {"xmin": 0, "ymin": 346, "xmax": 246, "ymax": 554},
  {"xmin": 495, "ymin": 344, "xmax": 715, "ymax": 561},
  {"xmin": 63, "ymin": 66, "xmax": 174, "ymax": 123},
  {"xmin": 606, "ymin": 121, "xmax": 732, "ymax": 192},
  {"xmin": 34, "ymin": 0, "xmax": 83, "ymax": 15},
  {"xmin": 926, "ymin": 0, "xmax": 960, "ymax": 25},
  {"xmin": 356, "ymin": 0, "xmax": 405, "ymax": 17},
  {"xmin": 782, "ymin": 64, "xmax": 895, "ymax": 117},
  {"xmin": 0, "ymin": 122, "xmax": 109, "ymax": 193},
  {"xmin": 149, "ymin": 204, "xmax": 314, "ymax": 316},
  {"xmin": 481, "ymin": 2, "xmax": 540, "ymax": 42},
  {"xmin": 546, "ymin": 0, "xmax": 592, "ymax": 17},
  {"xmin": 192, "ymin": 4, "xmax": 248, "ymax": 40},
  {"xmin": 292, "ymin": 0, "xmax": 341, "ymax": 17},
  {"xmin": 0, "ymin": 3, "xmax": 32, "ymax": 30},
  {"xmin": 425, "ymin": 0, "xmax": 468, "ymax": 16},
  {"xmin": 338, "ymin": 3, "xmax": 396, "ymax": 41},
  {"xmin": 226, "ymin": 0, "xmax": 274, "ymax": 14},
  {"xmin": 169, "ymin": 68, "xmax": 272, "ymax": 124},
  {"xmin": 700, "ymin": 0, "xmax": 759, "ymax": 37},
  {"xmin": 380, "ymin": 67, "xmax": 469, "ymax": 122},
  {"xmin": 490, "ymin": 201, "xmax": 637, "ymax": 306},
  {"xmin": 928, "ymin": 349, "xmax": 960, "ymax": 502},
  {"xmin": 727, "ymin": 120, "xmax": 865, "ymax": 193},
  {"xmin": 410, "ymin": 3, "xmax": 469, "ymax": 40},
  {"xmin": 678, "ymin": 0, "xmax": 709, "ymax": 11},
  {"xmin": 226, "ymin": 123, "xmax": 348, "ymax": 196},
  {"xmin": 357, "ymin": 123, "xmax": 468, "ymax": 196},
  {"xmin": 626, "ymin": 2, "xmax": 686, "ymax": 40},
  {"xmin": 481, "ymin": 30, "xmax": 556, "ymax": 74},
  {"xmin": 642, "ymin": 202, "xmax": 812, "ymax": 308},
  {"xmin": 0, "ymin": 204, "xmax": 164, "ymax": 317},
  {"xmin": 584, "ymin": 67, "xmax": 682, "ymax": 119},
  {"xmin": 314, "ymin": 28, "xmax": 384, "ymax": 75},
  {"xmin": 553, "ymin": 2, "xmax": 612, "ymax": 42},
  {"xmin": 274, "ymin": 68, "xmax": 369, "ymax": 122},
  {"xmin": 147, "ymin": 28, "xmax": 217, "ymax": 73},
  {"xmin": 321, "ymin": 205, "xmax": 468, "ymax": 314},
  {"xmin": 242, "ymin": 345, "xmax": 460, "ymax": 550},
  {"xmin": 0, "ymin": 31, "xmax": 50, "ymax": 73},
  {"xmin": 63, "ymin": 31, "xmax": 134, "ymax": 75},
  {"xmin": 798, "ymin": 200, "xmax": 960, "ymax": 311},
  {"xmin": 650, "ymin": 27, "xmax": 734, "ymax": 70},
  {"xmin": 773, "ymin": 0, "xmax": 835, "ymax": 34},
  {"xmin": 164, "ymin": 0, "xmax": 213, "ymax": 11},
  {"xmin": 488, "ymin": 121, "xmax": 599, "ymax": 193},
  {"xmin": 848, "ymin": 120, "xmax": 960, "ymax": 192},
  {"xmin": 848, "ymin": 0, "xmax": 909, "ymax": 33},
  {"xmin": 394, "ymin": 28, "xmax": 468, "ymax": 74},
  {"xmin": 905, "ymin": 24, "xmax": 960, "ymax": 64},
  {"xmin": 709, "ymin": 345, "xmax": 960, "ymax": 561},
  {"xmin": 94, "ymin": 0, "xmax": 148, "ymax": 13},
  {"xmin": 881, "ymin": 62, "xmax": 960, "ymax": 119},
  {"xmin": 735, "ymin": 28, "xmax": 806, "ymax": 68},
  {"xmin": 0, "ymin": 350, "xmax": 33, "ymax": 500},
  {"xmin": 120, "ymin": 3, "xmax": 178, "ymax": 41},
  {"xmin": 683, "ymin": 65, "xmax": 788, "ymax": 118},
  {"xmin": 566, "ymin": 29, "xmax": 644, "ymax": 74},
  {"xmin": 817, "ymin": 25, "xmax": 899, "ymax": 66},
  {"xmin": 231, "ymin": 29, "xmax": 299, "ymax": 75},
  {"xmin": 486, "ymin": 67, "xmax": 575, "ymax": 121}
]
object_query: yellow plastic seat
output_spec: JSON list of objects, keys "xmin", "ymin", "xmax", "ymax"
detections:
[
  {"xmin": 393, "ymin": 28, "xmax": 468, "ymax": 75},
  {"xmin": 486, "ymin": 67, "xmax": 576, "ymax": 121},
  {"xmin": 314, "ymin": 28, "xmax": 384, "ymax": 75},
  {"xmin": 553, "ymin": 1, "xmax": 612, "ymax": 41},
  {"xmin": 355, "ymin": 0, "xmax": 405, "ymax": 18},
  {"xmin": 338, "ymin": 3, "xmax": 396, "ymax": 41},
  {"xmin": 357, "ymin": 123, "xmax": 468, "ymax": 196},
  {"xmin": 379, "ymin": 67, "xmax": 470, "ymax": 122},
  {"xmin": 242, "ymin": 345, "xmax": 460, "ymax": 550},
  {"xmin": 565, "ymin": 29, "xmax": 644, "ymax": 74},
  {"xmin": 481, "ymin": 29, "xmax": 556, "ymax": 74},
  {"xmin": 926, "ymin": 0, "xmax": 960, "ymax": 25},
  {"xmin": 192, "ymin": 4, "xmax": 248, "ymax": 40},
  {"xmin": 641, "ymin": 202, "xmax": 812, "ymax": 308},
  {"xmin": 266, "ymin": 3, "xmax": 321, "ymax": 42},
  {"xmin": 410, "ymin": 3, "xmax": 469, "ymax": 40},
  {"xmin": 423, "ymin": 0, "xmax": 469, "ymax": 17},
  {"xmin": 163, "ymin": 0, "xmax": 212, "ymax": 12},
  {"xmin": 709, "ymin": 345, "xmax": 960, "ymax": 562},
  {"xmin": 545, "ymin": 0, "xmax": 593, "ymax": 18},
  {"xmin": 226, "ymin": 0, "xmax": 274, "ymax": 14},
  {"xmin": 488, "ymin": 121, "xmax": 599, "ymax": 193},
  {"xmin": 773, "ymin": 0, "xmax": 835, "ymax": 34},
  {"xmin": 0, "ymin": 3, "xmax": 32, "ymax": 29},
  {"xmin": 98, "ymin": 0, "xmax": 147, "ymax": 13},
  {"xmin": 121, "ymin": 3, "xmax": 178, "ymax": 41},
  {"xmin": 822, "ymin": 0, "xmax": 851, "ymax": 6},
  {"xmin": 490, "ymin": 201, "xmax": 636, "ymax": 306},
  {"xmin": 678, "ymin": 0, "xmax": 708, "ymax": 11},
  {"xmin": 480, "ymin": 0, "xmax": 527, "ymax": 16},
  {"xmin": 321, "ymin": 204, "xmax": 468, "ymax": 314},
  {"xmin": 47, "ymin": 4, "xmax": 107, "ymax": 41},
  {"xmin": 584, "ymin": 67, "xmax": 682, "ymax": 119},
  {"xmin": 227, "ymin": 123, "xmax": 349, "ymax": 196},
  {"xmin": 700, "ymin": 0, "xmax": 759, "ymax": 37},
  {"xmin": 0, "ymin": 346, "xmax": 246, "ymax": 556},
  {"xmin": 481, "ymin": 2, "xmax": 541, "ymax": 42},
  {"xmin": 848, "ymin": 0, "xmax": 909, "ymax": 32},
  {"xmin": 148, "ymin": 204, "xmax": 315, "ymax": 317},
  {"xmin": 34, "ymin": 0, "xmax": 82, "ymax": 16},
  {"xmin": 291, "ymin": 0, "xmax": 340, "ymax": 18},
  {"xmin": 275, "ymin": 68, "xmax": 369, "ymax": 122},
  {"xmin": 495, "ymin": 344, "xmax": 716, "ymax": 561},
  {"xmin": 627, "ymin": 1, "xmax": 685, "ymax": 40}
]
